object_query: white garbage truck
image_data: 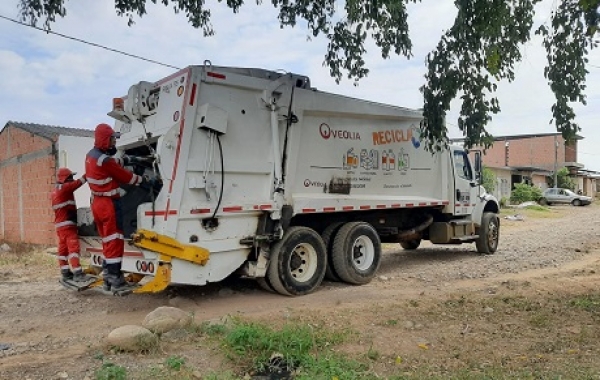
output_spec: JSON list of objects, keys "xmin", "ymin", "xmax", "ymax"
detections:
[{"xmin": 77, "ymin": 61, "xmax": 500, "ymax": 296}]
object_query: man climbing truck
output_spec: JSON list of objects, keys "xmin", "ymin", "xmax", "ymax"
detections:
[{"xmin": 76, "ymin": 62, "xmax": 500, "ymax": 296}]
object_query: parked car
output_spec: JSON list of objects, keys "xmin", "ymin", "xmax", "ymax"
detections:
[{"xmin": 539, "ymin": 188, "xmax": 592, "ymax": 206}]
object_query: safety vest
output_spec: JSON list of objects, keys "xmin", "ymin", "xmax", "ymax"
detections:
[{"xmin": 85, "ymin": 148, "xmax": 143, "ymax": 198}]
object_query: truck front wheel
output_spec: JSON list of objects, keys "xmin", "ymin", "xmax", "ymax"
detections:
[
  {"xmin": 332, "ymin": 222, "xmax": 382, "ymax": 285},
  {"xmin": 267, "ymin": 226, "xmax": 327, "ymax": 296},
  {"xmin": 476, "ymin": 212, "xmax": 499, "ymax": 254}
]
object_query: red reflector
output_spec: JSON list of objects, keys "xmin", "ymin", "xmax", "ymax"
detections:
[
  {"xmin": 191, "ymin": 208, "xmax": 211, "ymax": 214},
  {"xmin": 223, "ymin": 206, "xmax": 243, "ymax": 212},
  {"xmin": 189, "ymin": 83, "xmax": 197, "ymax": 106},
  {"xmin": 207, "ymin": 72, "xmax": 226, "ymax": 80}
]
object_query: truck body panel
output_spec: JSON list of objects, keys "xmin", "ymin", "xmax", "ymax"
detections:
[{"xmin": 78, "ymin": 63, "xmax": 500, "ymax": 294}]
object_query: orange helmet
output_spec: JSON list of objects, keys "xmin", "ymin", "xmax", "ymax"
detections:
[{"xmin": 57, "ymin": 167, "xmax": 75, "ymax": 183}]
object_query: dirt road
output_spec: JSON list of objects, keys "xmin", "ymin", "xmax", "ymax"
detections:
[{"xmin": 2, "ymin": 204, "xmax": 600, "ymax": 379}]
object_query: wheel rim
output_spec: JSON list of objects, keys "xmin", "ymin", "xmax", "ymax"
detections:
[
  {"xmin": 288, "ymin": 243, "xmax": 318, "ymax": 282},
  {"xmin": 351, "ymin": 235, "xmax": 375, "ymax": 270},
  {"xmin": 487, "ymin": 218, "xmax": 499, "ymax": 248}
]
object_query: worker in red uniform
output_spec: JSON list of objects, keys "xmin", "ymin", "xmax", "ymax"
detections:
[
  {"xmin": 51, "ymin": 167, "xmax": 94, "ymax": 285},
  {"xmin": 85, "ymin": 123, "xmax": 148, "ymax": 293}
]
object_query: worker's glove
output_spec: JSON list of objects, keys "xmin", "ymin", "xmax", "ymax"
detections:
[
  {"xmin": 127, "ymin": 155, "xmax": 154, "ymax": 165},
  {"xmin": 142, "ymin": 175, "xmax": 162, "ymax": 189}
]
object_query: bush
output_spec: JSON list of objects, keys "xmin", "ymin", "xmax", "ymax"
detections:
[
  {"xmin": 482, "ymin": 166, "xmax": 496, "ymax": 194},
  {"xmin": 510, "ymin": 183, "xmax": 543, "ymax": 204}
]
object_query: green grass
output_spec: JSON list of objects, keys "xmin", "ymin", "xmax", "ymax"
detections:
[
  {"xmin": 197, "ymin": 318, "xmax": 380, "ymax": 380},
  {"xmin": 165, "ymin": 355, "xmax": 186, "ymax": 371},
  {"xmin": 500, "ymin": 204, "xmax": 559, "ymax": 219},
  {"xmin": 95, "ymin": 362, "xmax": 127, "ymax": 380},
  {"xmin": 570, "ymin": 294, "xmax": 600, "ymax": 313}
]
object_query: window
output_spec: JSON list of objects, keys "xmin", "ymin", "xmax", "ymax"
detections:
[{"xmin": 453, "ymin": 151, "xmax": 473, "ymax": 181}]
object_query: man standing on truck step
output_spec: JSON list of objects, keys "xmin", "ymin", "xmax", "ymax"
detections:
[
  {"xmin": 85, "ymin": 123, "xmax": 150, "ymax": 294},
  {"xmin": 51, "ymin": 167, "xmax": 95, "ymax": 288}
]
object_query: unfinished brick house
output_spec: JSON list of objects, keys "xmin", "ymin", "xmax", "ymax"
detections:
[
  {"xmin": 455, "ymin": 132, "xmax": 595, "ymax": 201},
  {"xmin": 0, "ymin": 121, "xmax": 93, "ymax": 245}
]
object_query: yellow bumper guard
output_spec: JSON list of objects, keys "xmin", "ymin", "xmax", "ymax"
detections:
[{"xmin": 129, "ymin": 229, "xmax": 210, "ymax": 294}]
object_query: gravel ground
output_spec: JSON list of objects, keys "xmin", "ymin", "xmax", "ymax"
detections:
[
  {"xmin": 378, "ymin": 204, "xmax": 600, "ymax": 283},
  {"xmin": 1, "ymin": 204, "xmax": 599, "ymax": 379}
]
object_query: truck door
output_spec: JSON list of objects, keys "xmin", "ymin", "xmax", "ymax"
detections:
[{"xmin": 452, "ymin": 149, "xmax": 475, "ymax": 216}]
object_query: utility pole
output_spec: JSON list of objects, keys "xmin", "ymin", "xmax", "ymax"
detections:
[{"xmin": 554, "ymin": 135, "xmax": 558, "ymax": 188}]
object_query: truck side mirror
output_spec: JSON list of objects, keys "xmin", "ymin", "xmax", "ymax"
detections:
[{"xmin": 474, "ymin": 152, "xmax": 482, "ymax": 173}]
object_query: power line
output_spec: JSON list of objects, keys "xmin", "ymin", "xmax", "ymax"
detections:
[{"xmin": 0, "ymin": 14, "xmax": 181, "ymax": 70}]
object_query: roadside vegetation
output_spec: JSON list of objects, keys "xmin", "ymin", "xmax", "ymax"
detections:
[
  {"xmin": 0, "ymin": 242, "xmax": 54, "ymax": 267},
  {"xmin": 3, "ymin": 204, "xmax": 599, "ymax": 380},
  {"xmin": 92, "ymin": 283, "xmax": 600, "ymax": 379},
  {"xmin": 90, "ymin": 203, "xmax": 600, "ymax": 380}
]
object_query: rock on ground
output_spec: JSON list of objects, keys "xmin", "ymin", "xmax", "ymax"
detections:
[
  {"xmin": 142, "ymin": 306, "xmax": 193, "ymax": 333},
  {"xmin": 106, "ymin": 325, "xmax": 156, "ymax": 352}
]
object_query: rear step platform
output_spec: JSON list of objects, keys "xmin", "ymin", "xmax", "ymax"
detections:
[
  {"xmin": 92, "ymin": 286, "xmax": 136, "ymax": 297},
  {"xmin": 59, "ymin": 277, "xmax": 138, "ymax": 296},
  {"xmin": 58, "ymin": 276, "xmax": 99, "ymax": 292}
]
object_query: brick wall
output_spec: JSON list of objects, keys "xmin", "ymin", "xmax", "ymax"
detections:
[
  {"xmin": 0, "ymin": 126, "xmax": 57, "ymax": 245},
  {"xmin": 482, "ymin": 135, "xmax": 568, "ymax": 170},
  {"xmin": 565, "ymin": 140, "xmax": 577, "ymax": 163}
]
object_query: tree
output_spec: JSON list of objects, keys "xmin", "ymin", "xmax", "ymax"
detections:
[
  {"xmin": 481, "ymin": 166, "xmax": 497, "ymax": 194},
  {"xmin": 17, "ymin": 0, "xmax": 600, "ymax": 150},
  {"xmin": 547, "ymin": 167, "xmax": 576, "ymax": 189}
]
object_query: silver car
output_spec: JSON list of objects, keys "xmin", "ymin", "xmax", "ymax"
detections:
[{"xmin": 539, "ymin": 188, "xmax": 592, "ymax": 206}]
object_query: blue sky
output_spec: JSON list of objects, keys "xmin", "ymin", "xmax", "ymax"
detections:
[{"xmin": 1, "ymin": 1, "xmax": 599, "ymax": 170}]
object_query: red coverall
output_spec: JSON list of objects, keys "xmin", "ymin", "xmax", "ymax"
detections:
[
  {"xmin": 85, "ymin": 123, "xmax": 143, "ymax": 282},
  {"xmin": 51, "ymin": 171, "xmax": 86, "ymax": 273}
]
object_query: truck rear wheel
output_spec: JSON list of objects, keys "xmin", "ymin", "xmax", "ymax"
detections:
[
  {"xmin": 321, "ymin": 222, "xmax": 344, "ymax": 282},
  {"xmin": 267, "ymin": 226, "xmax": 327, "ymax": 296},
  {"xmin": 256, "ymin": 277, "xmax": 276, "ymax": 293},
  {"xmin": 476, "ymin": 212, "xmax": 499, "ymax": 254},
  {"xmin": 400, "ymin": 239, "xmax": 421, "ymax": 250},
  {"xmin": 332, "ymin": 222, "xmax": 381, "ymax": 285}
]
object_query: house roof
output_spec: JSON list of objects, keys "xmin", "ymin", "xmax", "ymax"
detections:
[
  {"xmin": 2, "ymin": 121, "xmax": 94, "ymax": 140},
  {"xmin": 452, "ymin": 132, "xmax": 584, "ymax": 143}
]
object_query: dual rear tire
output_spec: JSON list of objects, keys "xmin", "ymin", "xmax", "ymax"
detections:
[{"xmin": 264, "ymin": 222, "xmax": 382, "ymax": 296}]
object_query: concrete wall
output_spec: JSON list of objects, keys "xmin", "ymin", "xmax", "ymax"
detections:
[
  {"xmin": 57, "ymin": 135, "xmax": 93, "ymax": 207},
  {"xmin": 488, "ymin": 167, "xmax": 512, "ymax": 201}
]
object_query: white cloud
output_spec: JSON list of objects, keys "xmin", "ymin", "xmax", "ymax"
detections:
[{"xmin": 0, "ymin": 0, "xmax": 599, "ymax": 169}]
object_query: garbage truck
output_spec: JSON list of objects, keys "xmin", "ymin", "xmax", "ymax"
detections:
[{"xmin": 76, "ymin": 61, "xmax": 500, "ymax": 296}]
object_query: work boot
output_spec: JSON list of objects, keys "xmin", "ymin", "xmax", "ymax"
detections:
[
  {"xmin": 102, "ymin": 271, "xmax": 114, "ymax": 292},
  {"xmin": 61, "ymin": 269, "xmax": 73, "ymax": 281},
  {"xmin": 72, "ymin": 269, "xmax": 95, "ymax": 285},
  {"xmin": 109, "ymin": 274, "xmax": 137, "ymax": 293}
]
